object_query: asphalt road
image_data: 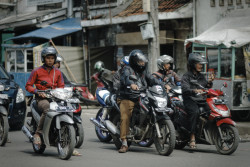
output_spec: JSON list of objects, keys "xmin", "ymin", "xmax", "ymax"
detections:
[{"xmin": 1, "ymin": 108, "xmax": 250, "ymax": 167}]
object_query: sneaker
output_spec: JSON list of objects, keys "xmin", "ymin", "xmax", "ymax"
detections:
[{"xmin": 118, "ymin": 145, "xmax": 128, "ymax": 153}]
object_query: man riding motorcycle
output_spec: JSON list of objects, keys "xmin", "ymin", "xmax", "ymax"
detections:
[
  {"xmin": 181, "ymin": 52, "xmax": 215, "ymax": 149},
  {"xmin": 118, "ymin": 49, "xmax": 167, "ymax": 153},
  {"xmin": 152, "ymin": 55, "xmax": 181, "ymax": 92},
  {"xmin": 25, "ymin": 47, "xmax": 64, "ymax": 148}
]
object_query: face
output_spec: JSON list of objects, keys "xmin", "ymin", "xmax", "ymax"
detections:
[
  {"xmin": 138, "ymin": 60, "xmax": 145, "ymax": 66},
  {"xmin": 163, "ymin": 63, "xmax": 171, "ymax": 71},
  {"xmin": 44, "ymin": 55, "xmax": 55, "ymax": 67},
  {"xmin": 195, "ymin": 63, "xmax": 203, "ymax": 72},
  {"xmin": 54, "ymin": 62, "xmax": 60, "ymax": 68}
]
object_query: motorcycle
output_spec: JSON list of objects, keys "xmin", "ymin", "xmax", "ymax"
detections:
[
  {"xmin": 170, "ymin": 81, "xmax": 239, "ymax": 155},
  {"xmin": 0, "ymin": 84, "xmax": 9, "ymax": 146},
  {"xmin": 22, "ymin": 81, "xmax": 77, "ymax": 160},
  {"xmin": 102, "ymin": 75, "xmax": 176, "ymax": 156}
]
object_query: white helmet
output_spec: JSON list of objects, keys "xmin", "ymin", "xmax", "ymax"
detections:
[{"xmin": 56, "ymin": 55, "xmax": 64, "ymax": 63}]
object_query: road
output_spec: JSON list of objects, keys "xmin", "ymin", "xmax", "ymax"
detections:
[{"xmin": 1, "ymin": 108, "xmax": 250, "ymax": 167}]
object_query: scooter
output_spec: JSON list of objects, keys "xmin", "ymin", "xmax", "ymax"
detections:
[
  {"xmin": 22, "ymin": 81, "xmax": 77, "ymax": 160},
  {"xmin": 170, "ymin": 81, "xmax": 239, "ymax": 155},
  {"xmin": 0, "ymin": 84, "xmax": 9, "ymax": 146}
]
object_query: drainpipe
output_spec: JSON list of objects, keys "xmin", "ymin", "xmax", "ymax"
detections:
[
  {"xmin": 67, "ymin": 0, "xmax": 73, "ymax": 18},
  {"xmin": 193, "ymin": 0, "xmax": 196, "ymax": 37}
]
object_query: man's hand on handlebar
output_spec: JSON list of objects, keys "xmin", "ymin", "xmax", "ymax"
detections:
[
  {"xmin": 131, "ymin": 84, "xmax": 139, "ymax": 90},
  {"xmin": 193, "ymin": 89, "xmax": 204, "ymax": 94},
  {"xmin": 165, "ymin": 84, "xmax": 171, "ymax": 93},
  {"xmin": 37, "ymin": 92, "xmax": 47, "ymax": 98}
]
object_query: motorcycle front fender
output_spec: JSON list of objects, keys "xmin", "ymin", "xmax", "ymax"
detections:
[
  {"xmin": 56, "ymin": 114, "xmax": 74, "ymax": 130},
  {"xmin": 216, "ymin": 118, "xmax": 236, "ymax": 127},
  {"xmin": 155, "ymin": 114, "xmax": 170, "ymax": 123}
]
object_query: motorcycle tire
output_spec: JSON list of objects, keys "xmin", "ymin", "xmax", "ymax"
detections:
[
  {"xmin": 0, "ymin": 114, "xmax": 9, "ymax": 146},
  {"xmin": 57, "ymin": 124, "xmax": 76, "ymax": 160},
  {"xmin": 215, "ymin": 124, "xmax": 239, "ymax": 155},
  {"xmin": 154, "ymin": 119, "xmax": 176, "ymax": 156},
  {"xmin": 111, "ymin": 114, "xmax": 131, "ymax": 149},
  {"xmin": 95, "ymin": 108, "xmax": 112, "ymax": 143},
  {"xmin": 75, "ymin": 123, "xmax": 84, "ymax": 148}
]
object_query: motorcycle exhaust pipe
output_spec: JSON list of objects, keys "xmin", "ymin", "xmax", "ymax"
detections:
[
  {"xmin": 89, "ymin": 118, "xmax": 108, "ymax": 131},
  {"xmin": 22, "ymin": 126, "xmax": 33, "ymax": 142},
  {"xmin": 103, "ymin": 120, "xmax": 120, "ymax": 136}
]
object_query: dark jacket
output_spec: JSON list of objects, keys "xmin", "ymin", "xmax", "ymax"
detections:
[
  {"xmin": 152, "ymin": 70, "xmax": 181, "ymax": 86},
  {"xmin": 120, "ymin": 66, "xmax": 165, "ymax": 101},
  {"xmin": 181, "ymin": 71, "xmax": 212, "ymax": 98}
]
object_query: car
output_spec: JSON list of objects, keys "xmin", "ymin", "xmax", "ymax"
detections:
[{"xmin": 0, "ymin": 65, "xmax": 26, "ymax": 130}]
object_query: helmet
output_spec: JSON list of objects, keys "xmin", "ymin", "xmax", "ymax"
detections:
[
  {"xmin": 41, "ymin": 47, "xmax": 57, "ymax": 63},
  {"xmin": 56, "ymin": 55, "xmax": 63, "ymax": 63},
  {"xmin": 129, "ymin": 49, "xmax": 148, "ymax": 73},
  {"xmin": 94, "ymin": 61, "xmax": 105, "ymax": 72},
  {"xmin": 120, "ymin": 56, "xmax": 129, "ymax": 67},
  {"xmin": 188, "ymin": 53, "xmax": 208, "ymax": 70},
  {"xmin": 157, "ymin": 55, "xmax": 174, "ymax": 70}
]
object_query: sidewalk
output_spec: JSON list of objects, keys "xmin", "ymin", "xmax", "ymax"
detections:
[{"xmin": 82, "ymin": 106, "xmax": 250, "ymax": 142}]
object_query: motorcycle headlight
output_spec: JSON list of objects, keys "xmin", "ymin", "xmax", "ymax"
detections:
[
  {"xmin": 0, "ymin": 85, "xmax": 5, "ymax": 91},
  {"xmin": 212, "ymin": 104, "xmax": 230, "ymax": 117},
  {"xmin": 51, "ymin": 88, "xmax": 73, "ymax": 100},
  {"xmin": 154, "ymin": 96, "xmax": 168, "ymax": 108},
  {"xmin": 16, "ymin": 88, "xmax": 25, "ymax": 103}
]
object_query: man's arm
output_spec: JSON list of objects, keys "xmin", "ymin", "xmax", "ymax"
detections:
[
  {"xmin": 25, "ymin": 70, "xmax": 38, "ymax": 94},
  {"xmin": 57, "ymin": 71, "xmax": 65, "ymax": 88}
]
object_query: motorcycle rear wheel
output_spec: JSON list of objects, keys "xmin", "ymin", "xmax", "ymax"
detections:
[
  {"xmin": 57, "ymin": 124, "xmax": 76, "ymax": 160},
  {"xmin": 215, "ymin": 124, "xmax": 239, "ymax": 155},
  {"xmin": 154, "ymin": 119, "xmax": 175, "ymax": 156},
  {"xmin": 75, "ymin": 123, "xmax": 84, "ymax": 148},
  {"xmin": 0, "ymin": 114, "xmax": 9, "ymax": 146},
  {"xmin": 95, "ymin": 108, "xmax": 112, "ymax": 143}
]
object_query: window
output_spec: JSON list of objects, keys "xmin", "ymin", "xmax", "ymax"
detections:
[
  {"xmin": 235, "ymin": 48, "xmax": 246, "ymax": 78},
  {"xmin": 219, "ymin": 0, "xmax": 224, "ymax": 6},
  {"xmin": 246, "ymin": 0, "xmax": 250, "ymax": 4},
  {"xmin": 37, "ymin": 3, "xmax": 62, "ymax": 11},
  {"xmin": 16, "ymin": 50, "xmax": 25, "ymax": 72},
  {"xmin": 88, "ymin": 0, "xmax": 117, "ymax": 5},
  {"xmin": 220, "ymin": 49, "xmax": 232, "ymax": 78},
  {"xmin": 236, "ymin": 0, "xmax": 242, "ymax": 5},
  {"xmin": 228, "ymin": 0, "xmax": 233, "ymax": 5},
  {"xmin": 207, "ymin": 48, "xmax": 218, "ymax": 76},
  {"xmin": 210, "ymin": 0, "xmax": 215, "ymax": 7}
]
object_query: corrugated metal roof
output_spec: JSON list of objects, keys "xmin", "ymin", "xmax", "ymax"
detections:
[{"xmin": 115, "ymin": 0, "xmax": 191, "ymax": 17}]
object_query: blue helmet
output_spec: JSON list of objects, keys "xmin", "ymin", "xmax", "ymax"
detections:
[{"xmin": 120, "ymin": 56, "xmax": 129, "ymax": 66}]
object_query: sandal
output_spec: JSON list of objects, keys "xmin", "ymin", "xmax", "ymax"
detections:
[
  {"xmin": 33, "ymin": 134, "xmax": 41, "ymax": 147},
  {"xmin": 72, "ymin": 150, "xmax": 82, "ymax": 156},
  {"xmin": 189, "ymin": 140, "xmax": 197, "ymax": 149}
]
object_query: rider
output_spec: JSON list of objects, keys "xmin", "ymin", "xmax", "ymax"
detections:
[
  {"xmin": 181, "ymin": 52, "xmax": 215, "ymax": 149},
  {"xmin": 25, "ymin": 46, "xmax": 64, "ymax": 147},
  {"xmin": 54, "ymin": 55, "xmax": 71, "ymax": 85},
  {"xmin": 118, "ymin": 49, "xmax": 167, "ymax": 153},
  {"xmin": 93, "ymin": 61, "xmax": 114, "ymax": 91},
  {"xmin": 153, "ymin": 55, "xmax": 181, "ymax": 92}
]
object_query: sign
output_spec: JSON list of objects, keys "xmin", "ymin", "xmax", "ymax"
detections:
[{"xmin": 27, "ymin": 0, "xmax": 64, "ymax": 7}]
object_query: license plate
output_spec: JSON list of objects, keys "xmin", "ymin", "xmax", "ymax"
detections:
[
  {"xmin": 56, "ymin": 106, "xmax": 74, "ymax": 112},
  {"xmin": 0, "ymin": 94, "xmax": 8, "ymax": 99}
]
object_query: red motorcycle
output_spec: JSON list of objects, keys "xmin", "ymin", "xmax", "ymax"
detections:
[{"xmin": 170, "ymin": 81, "xmax": 239, "ymax": 155}]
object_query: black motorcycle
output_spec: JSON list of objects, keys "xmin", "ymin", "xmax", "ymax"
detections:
[
  {"xmin": 0, "ymin": 83, "xmax": 9, "ymax": 146},
  {"xmin": 104, "ymin": 75, "xmax": 176, "ymax": 156}
]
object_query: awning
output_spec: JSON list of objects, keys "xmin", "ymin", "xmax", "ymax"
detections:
[
  {"xmin": 6, "ymin": 18, "xmax": 81, "ymax": 41},
  {"xmin": 185, "ymin": 14, "xmax": 250, "ymax": 48}
]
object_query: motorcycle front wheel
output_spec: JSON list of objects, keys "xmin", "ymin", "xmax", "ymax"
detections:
[
  {"xmin": 75, "ymin": 123, "xmax": 84, "ymax": 148},
  {"xmin": 57, "ymin": 124, "xmax": 76, "ymax": 160},
  {"xmin": 154, "ymin": 119, "xmax": 175, "ymax": 156},
  {"xmin": 0, "ymin": 114, "xmax": 9, "ymax": 146},
  {"xmin": 95, "ymin": 108, "xmax": 112, "ymax": 143},
  {"xmin": 215, "ymin": 124, "xmax": 239, "ymax": 155}
]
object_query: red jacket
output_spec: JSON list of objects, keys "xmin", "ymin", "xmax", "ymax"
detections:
[{"xmin": 26, "ymin": 65, "xmax": 64, "ymax": 94}]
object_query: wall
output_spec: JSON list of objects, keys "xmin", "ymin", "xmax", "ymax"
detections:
[{"xmin": 195, "ymin": 0, "xmax": 250, "ymax": 35}]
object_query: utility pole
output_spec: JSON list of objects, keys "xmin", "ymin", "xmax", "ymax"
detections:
[
  {"xmin": 147, "ymin": 0, "xmax": 159, "ymax": 73},
  {"xmin": 81, "ymin": 0, "xmax": 90, "ymax": 88}
]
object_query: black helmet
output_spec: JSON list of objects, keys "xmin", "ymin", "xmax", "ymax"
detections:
[
  {"xmin": 157, "ymin": 55, "xmax": 174, "ymax": 70},
  {"xmin": 41, "ymin": 47, "xmax": 57, "ymax": 63},
  {"xmin": 188, "ymin": 53, "xmax": 207, "ymax": 70},
  {"xmin": 129, "ymin": 49, "xmax": 148, "ymax": 73}
]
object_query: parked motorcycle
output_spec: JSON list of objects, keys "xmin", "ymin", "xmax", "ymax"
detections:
[
  {"xmin": 22, "ymin": 81, "xmax": 77, "ymax": 160},
  {"xmin": 102, "ymin": 75, "xmax": 176, "ymax": 156},
  {"xmin": 0, "ymin": 84, "xmax": 9, "ymax": 146},
  {"xmin": 170, "ymin": 81, "xmax": 239, "ymax": 155}
]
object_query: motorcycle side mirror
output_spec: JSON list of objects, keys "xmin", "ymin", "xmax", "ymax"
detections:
[
  {"xmin": 40, "ymin": 80, "xmax": 48, "ymax": 86},
  {"xmin": 129, "ymin": 75, "xmax": 137, "ymax": 81},
  {"xmin": 223, "ymin": 82, "xmax": 228, "ymax": 88}
]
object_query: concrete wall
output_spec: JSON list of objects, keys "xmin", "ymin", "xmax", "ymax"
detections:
[{"xmin": 195, "ymin": 0, "xmax": 250, "ymax": 35}]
